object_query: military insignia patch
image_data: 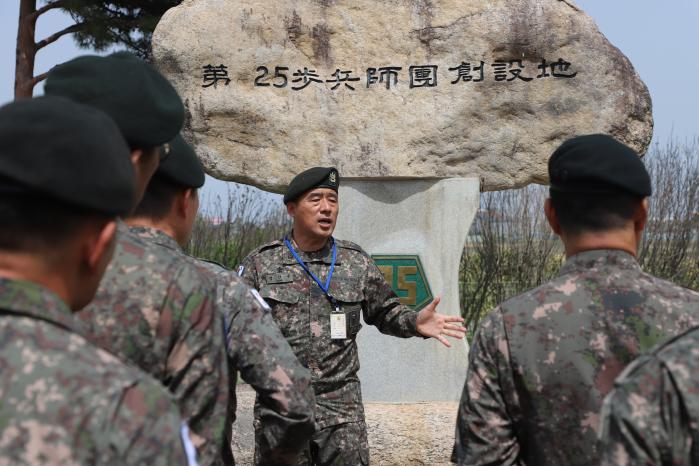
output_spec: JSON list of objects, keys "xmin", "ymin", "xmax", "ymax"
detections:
[
  {"xmin": 371, "ymin": 255, "xmax": 433, "ymax": 311},
  {"xmin": 329, "ymin": 171, "xmax": 337, "ymax": 184}
]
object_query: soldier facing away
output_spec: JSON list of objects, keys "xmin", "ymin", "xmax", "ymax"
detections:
[
  {"xmin": 451, "ymin": 134, "xmax": 699, "ymax": 466},
  {"xmin": 0, "ymin": 96, "xmax": 196, "ymax": 465},
  {"xmin": 239, "ymin": 167, "xmax": 467, "ymax": 465},
  {"xmin": 126, "ymin": 134, "xmax": 316, "ymax": 465},
  {"xmin": 45, "ymin": 53, "xmax": 230, "ymax": 465},
  {"xmin": 599, "ymin": 325, "xmax": 699, "ymax": 465}
]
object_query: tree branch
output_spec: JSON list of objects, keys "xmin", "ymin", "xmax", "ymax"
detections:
[
  {"xmin": 31, "ymin": 1, "xmax": 64, "ymax": 20},
  {"xmin": 32, "ymin": 71, "xmax": 49, "ymax": 86},
  {"xmin": 35, "ymin": 22, "xmax": 83, "ymax": 50}
]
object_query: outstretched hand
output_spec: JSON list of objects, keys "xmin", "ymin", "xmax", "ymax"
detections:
[{"xmin": 415, "ymin": 296, "xmax": 467, "ymax": 347}]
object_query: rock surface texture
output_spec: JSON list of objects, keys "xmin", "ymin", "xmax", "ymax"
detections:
[{"xmin": 153, "ymin": 0, "xmax": 652, "ymax": 192}]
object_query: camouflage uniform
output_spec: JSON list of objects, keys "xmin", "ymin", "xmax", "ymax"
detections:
[
  {"xmin": 599, "ymin": 326, "xmax": 699, "ymax": 466},
  {"xmin": 0, "ymin": 277, "xmax": 191, "ymax": 466},
  {"xmin": 452, "ymin": 249, "xmax": 699, "ymax": 466},
  {"xmin": 240, "ymin": 235, "xmax": 421, "ymax": 465},
  {"xmin": 128, "ymin": 225, "xmax": 316, "ymax": 465},
  {"xmin": 78, "ymin": 222, "xmax": 229, "ymax": 465}
]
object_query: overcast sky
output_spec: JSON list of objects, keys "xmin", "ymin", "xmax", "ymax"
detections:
[{"xmin": 1, "ymin": 1, "xmax": 697, "ymax": 201}]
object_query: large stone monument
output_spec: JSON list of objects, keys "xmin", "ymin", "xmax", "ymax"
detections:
[{"xmin": 153, "ymin": 0, "xmax": 652, "ymax": 463}]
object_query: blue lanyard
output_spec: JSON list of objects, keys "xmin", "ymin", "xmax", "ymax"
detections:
[{"xmin": 284, "ymin": 236, "xmax": 337, "ymax": 307}]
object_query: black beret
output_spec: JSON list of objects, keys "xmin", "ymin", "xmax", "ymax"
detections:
[
  {"xmin": 155, "ymin": 134, "xmax": 205, "ymax": 188},
  {"xmin": 0, "ymin": 96, "xmax": 135, "ymax": 215},
  {"xmin": 549, "ymin": 134, "xmax": 651, "ymax": 197},
  {"xmin": 284, "ymin": 167, "xmax": 340, "ymax": 204},
  {"xmin": 44, "ymin": 52, "xmax": 184, "ymax": 148}
]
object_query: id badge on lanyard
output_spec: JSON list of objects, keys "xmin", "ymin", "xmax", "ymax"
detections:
[
  {"xmin": 330, "ymin": 307, "xmax": 347, "ymax": 339},
  {"xmin": 285, "ymin": 236, "xmax": 347, "ymax": 339}
]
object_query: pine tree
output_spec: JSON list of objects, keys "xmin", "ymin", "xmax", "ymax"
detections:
[{"xmin": 15, "ymin": 0, "xmax": 180, "ymax": 98}]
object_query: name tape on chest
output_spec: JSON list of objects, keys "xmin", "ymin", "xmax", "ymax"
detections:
[{"xmin": 263, "ymin": 271, "xmax": 294, "ymax": 284}]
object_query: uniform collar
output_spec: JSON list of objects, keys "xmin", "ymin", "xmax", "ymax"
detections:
[
  {"xmin": 282, "ymin": 232, "xmax": 340, "ymax": 265},
  {"xmin": 127, "ymin": 225, "xmax": 182, "ymax": 253},
  {"xmin": 0, "ymin": 277, "xmax": 83, "ymax": 334},
  {"xmin": 559, "ymin": 249, "xmax": 640, "ymax": 275}
]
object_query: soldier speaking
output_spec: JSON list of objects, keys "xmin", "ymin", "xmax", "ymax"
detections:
[{"xmin": 239, "ymin": 167, "xmax": 467, "ymax": 465}]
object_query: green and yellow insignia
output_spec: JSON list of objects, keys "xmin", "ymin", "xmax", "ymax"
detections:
[{"xmin": 371, "ymin": 255, "xmax": 433, "ymax": 311}]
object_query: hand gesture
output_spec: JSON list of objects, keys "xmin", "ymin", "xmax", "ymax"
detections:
[{"xmin": 415, "ymin": 296, "xmax": 467, "ymax": 347}]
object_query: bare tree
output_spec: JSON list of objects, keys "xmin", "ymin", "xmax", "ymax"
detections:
[
  {"xmin": 460, "ymin": 137, "xmax": 699, "ymax": 332},
  {"xmin": 460, "ymin": 185, "xmax": 561, "ymax": 333},
  {"xmin": 187, "ymin": 184, "xmax": 290, "ymax": 269},
  {"xmin": 638, "ymin": 138, "xmax": 699, "ymax": 289}
]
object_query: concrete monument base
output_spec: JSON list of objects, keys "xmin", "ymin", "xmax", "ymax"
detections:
[{"xmin": 333, "ymin": 178, "xmax": 479, "ymax": 402}]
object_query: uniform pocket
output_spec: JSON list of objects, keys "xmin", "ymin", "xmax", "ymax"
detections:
[
  {"xmin": 344, "ymin": 305, "xmax": 362, "ymax": 336},
  {"xmin": 333, "ymin": 285, "xmax": 363, "ymax": 337},
  {"xmin": 259, "ymin": 284, "xmax": 301, "ymax": 304},
  {"xmin": 259, "ymin": 285, "xmax": 302, "ymax": 337}
]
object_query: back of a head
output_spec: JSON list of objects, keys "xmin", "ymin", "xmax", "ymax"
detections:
[
  {"xmin": 44, "ymin": 52, "xmax": 184, "ymax": 149},
  {"xmin": 132, "ymin": 134, "xmax": 205, "ymax": 221},
  {"xmin": 0, "ymin": 96, "xmax": 134, "ymax": 252},
  {"xmin": 548, "ymin": 134, "xmax": 652, "ymax": 236}
]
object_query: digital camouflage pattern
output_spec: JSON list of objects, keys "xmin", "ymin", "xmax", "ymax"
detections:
[
  {"xmin": 78, "ymin": 222, "xmax": 229, "ymax": 465},
  {"xmin": 600, "ymin": 326, "xmax": 699, "ymax": 466},
  {"xmin": 0, "ymin": 278, "xmax": 190, "ymax": 466},
  {"xmin": 129, "ymin": 226, "xmax": 316, "ymax": 466},
  {"xmin": 295, "ymin": 421, "xmax": 369, "ymax": 466},
  {"xmin": 452, "ymin": 249, "xmax": 699, "ymax": 466},
  {"xmin": 240, "ymin": 235, "xmax": 421, "ymax": 464}
]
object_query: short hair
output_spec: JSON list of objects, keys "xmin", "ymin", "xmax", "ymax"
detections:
[
  {"xmin": 0, "ymin": 195, "xmax": 106, "ymax": 252},
  {"xmin": 131, "ymin": 175, "xmax": 188, "ymax": 220},
  {"xmin": 549, "ymin": 190, "xmax": 644, "ymax": 235}
]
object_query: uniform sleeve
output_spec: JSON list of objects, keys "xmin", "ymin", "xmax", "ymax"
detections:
[
  {"xmin": 109, "ymin": 383, "xmax": 191, "ymax": 465},
  {"xmin": 452, "ymin": 309, "xmax": 523, "ymax": 466},
  {"xmin": 162, "ymin": 265, "xmax": 227, "ymax": 466},
  {"xmin": 599, "ymin": 357, "xmax": 690, "ymax": 466},
  {"xmin": 362, "ymin": 257, "xmax": 420, "ymax": 338},
  {"xmin": 223, "ymin": 279, "xmax": 316, "ymax": 466}
]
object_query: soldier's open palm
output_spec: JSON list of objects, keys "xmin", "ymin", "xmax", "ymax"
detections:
[{"xmin": 416, "ymin": 296, "xmax": 467, "ymax": 347}]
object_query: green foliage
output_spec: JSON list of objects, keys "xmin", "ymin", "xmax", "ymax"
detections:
[{"xmin": 47, "ymin": 0, "xmax": 182, "ymax": 58}]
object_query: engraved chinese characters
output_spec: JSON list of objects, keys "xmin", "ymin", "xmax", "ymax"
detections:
[
  {"xmin": 153, "ymin": 0, "xmax": 653, "ymax": 192},
  {"xmin": 201, "ymin": 58, "xmax": 577, "ymax": 91}
]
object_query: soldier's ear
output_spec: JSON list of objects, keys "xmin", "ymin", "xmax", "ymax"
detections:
[
  {"xmin": 286, "ymin": 201, "xmax": 296, "ymax": 218},
  {"xmin": 633, "ymin": 197, "xmax": 649, "ymax": 233},
  {"xmin": 84, "ymin": 219, "xmax": 118, "ymax": 274},
  {"xmin": 544, "ymin": 198, "xmax": 562, "ymax": 236},
  {"xmin": 177, "ymin": 188, "xmax": 195, "ymax": 218}
]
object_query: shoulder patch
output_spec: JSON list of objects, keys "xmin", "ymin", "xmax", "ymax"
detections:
[
  {"xmin": 251, "ymin": 288, "xmax": 271, "ymax": 311},
  {"xmin": 237, "ymin": 265, "xmax": 245, "ymax": 277}
]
